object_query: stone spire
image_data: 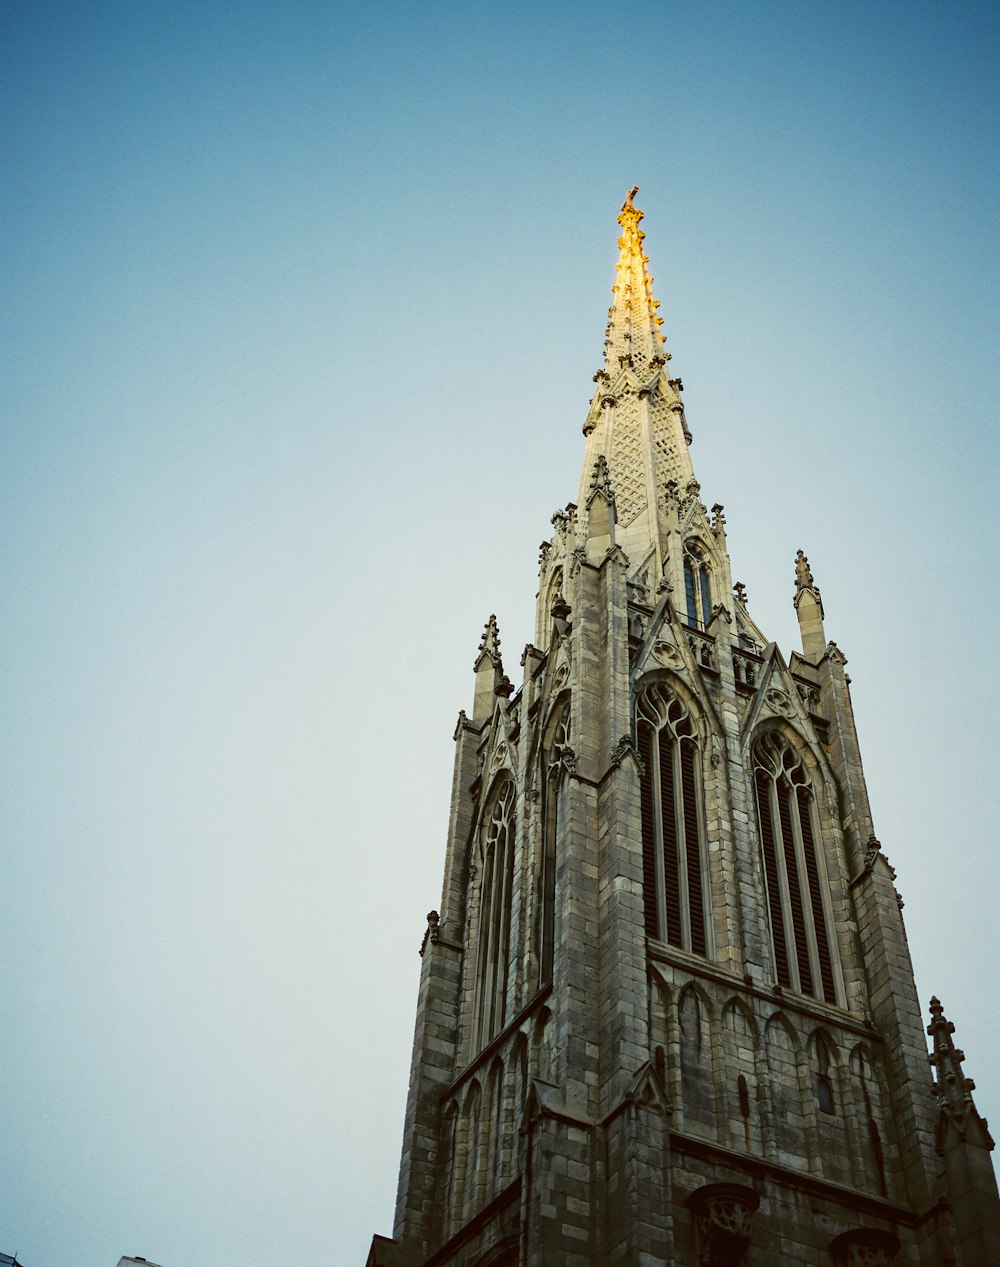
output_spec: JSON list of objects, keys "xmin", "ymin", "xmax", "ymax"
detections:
[
  {"xmin": 793, "ymin": 549, "xmax": 827, "ymax": 661},
  {"xmin": 578, "ymin": 190, "xmax": 696, "ymax": 576},
  {"xmin": 601, "ymin": 186, "xmax": 668, "ymax": 379}
]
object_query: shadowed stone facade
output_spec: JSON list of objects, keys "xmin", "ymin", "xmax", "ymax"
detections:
[{"xmin": 365, "ymin": 192, "xmax": 999, "ymax": 1267}]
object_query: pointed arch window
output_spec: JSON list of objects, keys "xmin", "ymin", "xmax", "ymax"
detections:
[
  {"xmin": 812, "ymin": 1033, "xmax": 836, "ymax": 1114},
  {"xmin": 537, "ymin": 703, "xmax": 569, "ymax": 987},
  {"xmin": 752, "ymin": 732, "xmax": 837, "ymax": 1004},
  {"xmin": 636, "ymin": 684, "xmax": 709, "ymax": 955},
  {"xmin": 683, "ymin": 541, "xmax": 713, "ymax": 630},
  {"xmin": 473, "ymin": 781, "xmax": 515, "ymax": 1048}
]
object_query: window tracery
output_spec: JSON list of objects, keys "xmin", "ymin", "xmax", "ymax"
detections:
[
  {"xmin": 636, "ymin": 683, "xmax": 709, "ymax": 955},
  {"xmin": 537, "ymin": 703, "xmax": 569, "ymax": 985},
  {"xmin": 752, "ymin": 732, "xmax": 837, "ymax": 1004},
  {"xmin": 683, "ymin": 540, "xmax": 713, "ymax": 629},
  {"xmin": 473, "ymin": 781, "xmax": 515, "ymax": 1048},
  {"xmin": 813, "ymin": 1033, "xmax": 836, "ymax": 1114}
]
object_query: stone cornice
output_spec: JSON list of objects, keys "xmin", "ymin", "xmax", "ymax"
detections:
[{"xmin": 670, "ymin": 1131, "xmax": 916, "ymax": 1226}]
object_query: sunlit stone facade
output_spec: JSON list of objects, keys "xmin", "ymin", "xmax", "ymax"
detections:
[{"xmin": 366, "ymin": 193, "xmax": 999, "ymax": 1267}]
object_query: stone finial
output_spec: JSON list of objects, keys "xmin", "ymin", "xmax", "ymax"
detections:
[
  {"xmin": 585, "ymin": 455, "xmax": 617, "ymax": 561},
  {"xmin": 794, "ymin": 549, "xmax": 826, "ymax": 660},
  {"xmin": 476, "ymin": 613, "xmax": 502, "ymax": 668},
  {"xmin": 928, "ymin": 997, "xmax": 982, "ymax": 1121},
  {"xmin": 473, "ymin": 614, "xmax": 505, "ymax": 721},
  {"xmin": 617, "ymin": 185, "xmax": 643, "ymax": 239},
  {"xmin": 795, "ymin": 548, "xmax": 815, "ymax": 591},
  {"xmin": 733, "ymin": 581, "xmax": 749, "ymax": 608},
  {"xmin": 587, "ymin": 453, "xmax": 615, "ymax": 505}
]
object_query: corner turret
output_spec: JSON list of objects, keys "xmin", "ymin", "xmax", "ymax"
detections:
[{"xmin": 928, "ymin": 997, "xmax": 1000, "ymax": 1267}]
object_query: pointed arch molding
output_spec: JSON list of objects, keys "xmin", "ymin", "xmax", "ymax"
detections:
[
  {"xmin": 471, "ymin": 778, "xmax": 517, "ymax": 1049},
  {"xmin": 635, "ymin": 678, "xmax": 714, "ymax": 957},
  {"xmin": 830, "ymin": 1227, "xmax": 901, "ymax": 1267},
  {"xmin": 751, "ymin": 727, "xmax": 843, "ymax": 1006},
  {"xmin": 739, "ymin": 647, "xmax": 835, "ymax": 792},
  {"xmin": 687, "ymin": 1181, "xmax": 760, "ymax": 1267}
]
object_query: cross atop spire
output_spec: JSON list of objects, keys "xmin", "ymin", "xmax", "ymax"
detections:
[{"xmin": 602, "ymin": 186, "xmax": 668, "ymax": 380}]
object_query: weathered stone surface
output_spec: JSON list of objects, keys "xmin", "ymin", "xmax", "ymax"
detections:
[{"xmin": 371, "ymin": 193, "xmax": 998, "ymax": 1267}]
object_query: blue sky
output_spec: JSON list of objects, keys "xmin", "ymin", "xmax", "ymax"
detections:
[{"xmin": 2, "ymin": 3, "xmax": 998, "ymax": 1264}]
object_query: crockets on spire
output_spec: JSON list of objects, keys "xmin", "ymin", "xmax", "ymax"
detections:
[
  {"xmin": 927, "ymin": 997, "xmax": 991, "ymax": 1134},
  {"xmin": 578, "ymin": 190, "xmax": 695, "ymax": 572},
  {"xmin": 473, "ymin": 614, "xmax": 512, "ymax": 722},
  {"xmin": 794, "ymin": 549, "xmax": 827, "ymax": 661},
  {"xmin": 601, "ymin": 187, "xmax": 668, "ymax": 378}
]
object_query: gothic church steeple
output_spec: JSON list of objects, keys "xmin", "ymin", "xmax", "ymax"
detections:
[
  {"xmin": 579, "ymin": 188, "xmax": 695, "ymax": 584},
  {"xmin": 367, "ymin": 195, "xmax": 998, "ymax": 1267}
]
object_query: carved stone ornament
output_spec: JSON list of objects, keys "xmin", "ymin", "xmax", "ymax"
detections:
[
  {"xmin": 862, "ymin": 834, "xmax": 897, "ymax": 880},
  {"xmin": 419, "ymin": 910, "xmax": 441, "ymax": 956},
  {"xmin": 797, "ymin": 681, "xmax": 821, "ymax": 708},
  {"xmin": 652, "ymin": 639, "xmax": 682, "ymax": 667},
  {"xmin": 830, "ymin": 1227, "xmax": 900, "ymax": 1267},
  {"xmin": 710, "ymin": 602, "xmax": 732, "ymax": 626},
  {"xmin": 688, "ymin": 1182, "xmax": 759, "ymax": 1267},
  {"xmin": 764, "ymin": 687, "xmax": 793, "ymax": 716},
  {"xmin": 610, "ymin": 735, "xmax": 639, "ymax": 771}
]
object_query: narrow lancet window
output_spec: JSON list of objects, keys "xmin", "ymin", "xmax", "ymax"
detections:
[
  {"xmin": 636, "ymin": 684, "xmax": 709, "ymax": 956},
  {"xmin": 683, "ymin": 541, "xmax": 713, "ymax": 629},
  {"xmin": 537, "ymin": 703, "xmax": 569, "ymax": 987},
  {"xmin": 752, "ymin": 732, "xmax": 837, "ymax": 1004},
  {"xmin": 473, "ymin": 781, "xmax": 516, "ymax": 1048}
]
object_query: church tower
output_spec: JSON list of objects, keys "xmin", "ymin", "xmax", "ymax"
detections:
[{"xmin": 366, "ymin": 193, "xmax": 999, "ymax": 1267}]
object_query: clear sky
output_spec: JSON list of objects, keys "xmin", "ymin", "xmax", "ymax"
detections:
[{"xmin": 2, "ymin": 3, "xmax": 998, "ymax": 1264}]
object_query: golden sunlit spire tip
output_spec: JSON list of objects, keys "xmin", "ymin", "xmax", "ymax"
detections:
[{"xmin": 618, "ymin": 185, "xmax": 644, "ymax": 237}]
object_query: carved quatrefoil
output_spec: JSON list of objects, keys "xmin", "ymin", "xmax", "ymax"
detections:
[
  {"xmin": 765, "ymin": 688, "xmax": 793, "ymax": 716},
  {"xmin": 653, "ymin": 640, "xmax": 682, "ymax": 666}
]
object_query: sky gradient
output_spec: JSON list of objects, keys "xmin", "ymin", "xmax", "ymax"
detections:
[{"xmin": 2, "ymin": 3, "xmax": 998, "ymax": 1264}]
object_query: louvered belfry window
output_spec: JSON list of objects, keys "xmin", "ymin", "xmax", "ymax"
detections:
[
  {"xmin": 636, "ymin": 684, "xmax": 708, "ymax": 955},
  {"xmin": 752, "ymin": 732, "xmax": 837, "ymax": 1003},
  {"xmin": 474, "ymin": 781, "xmax": 516, "ymax": 1047}
]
